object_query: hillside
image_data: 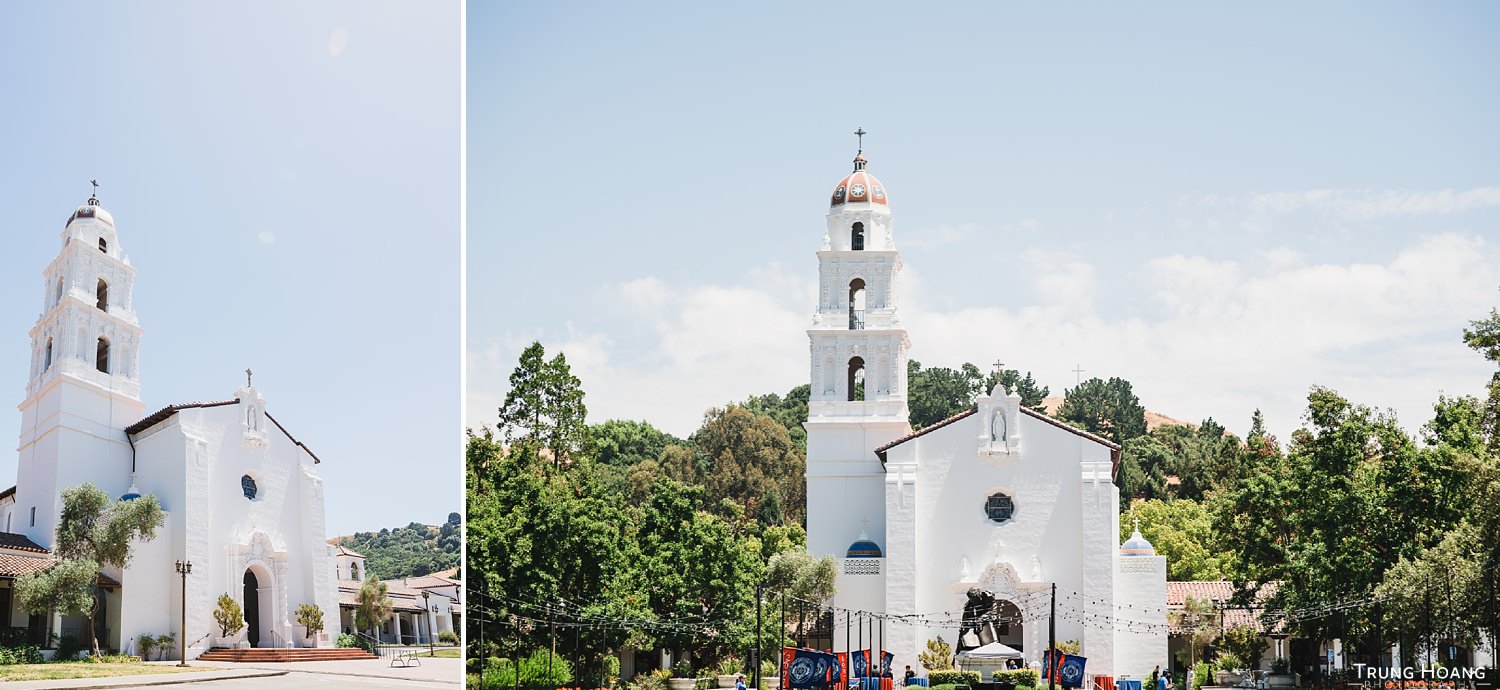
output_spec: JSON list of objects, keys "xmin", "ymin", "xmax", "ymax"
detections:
[
  {"xmin": 1039, "ymin": 396, "xmax": 1190, "ymax": 431},
  {"xmin": 329, "ymin": 512, "xmax": 461, "ymax": 580}
]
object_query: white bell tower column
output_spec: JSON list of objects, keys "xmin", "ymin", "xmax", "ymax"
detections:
[
  {"xmin": 804, "ymin": 139, "xmax": 912, "ymax": 563},
  {"xmin": 15, "ymin": 187, "xmax": 145, "ymax": 548}
]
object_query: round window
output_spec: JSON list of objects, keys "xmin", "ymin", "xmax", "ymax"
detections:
[
  {"xmin": 241, "ymin": 474, "xmax": 258, "ymax": 500},
  {"xmin": 984, "ymin": 492, "xmax": 1015, "ymax": 523}
]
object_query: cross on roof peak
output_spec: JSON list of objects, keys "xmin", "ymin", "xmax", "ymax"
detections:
[
  {"xmin": 245, "ymin": 368, "xmax": 253, "ymax": 387},
  {"xmin": 854, "ymin": 127, "xmax": 866, "ymax": 154}
]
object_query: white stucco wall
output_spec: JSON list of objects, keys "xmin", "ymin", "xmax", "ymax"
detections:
[{"xmin": 123, "ymin": 389, "xmax": 337, "ymax": 654}]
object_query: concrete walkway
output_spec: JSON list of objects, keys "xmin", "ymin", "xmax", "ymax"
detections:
[
  {"xmin": 2, "ymin": 668, "xmax": 286, "ymax": 690},
  {"xmin": 181, "ymin": 657, "xmax": 462, "ymax": 684}
]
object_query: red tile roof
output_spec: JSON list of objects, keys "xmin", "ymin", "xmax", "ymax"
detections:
[
  {"xmin": 0, "ymin": 532, "xmax": 49, "ymax": 554},
  {"xmin": 1167, "ymin": 581, "xmax": 1281, "ymax": 634}
]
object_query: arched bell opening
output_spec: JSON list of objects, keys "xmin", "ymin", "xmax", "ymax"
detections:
[{"xmin": 847, "ymin": 357, "xmax": 866, "ymax": 402}]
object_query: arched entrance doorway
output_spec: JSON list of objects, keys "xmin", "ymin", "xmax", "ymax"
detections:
[
  {"xmin": 243, "ymin": 570, "xmax": 261, "ymax": 647},
  {"xmin": 959, "ymin": 590, "xmax": 1025, "ymax": 653}
]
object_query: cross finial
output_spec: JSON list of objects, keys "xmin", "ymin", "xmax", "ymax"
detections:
[
  {"xmin": 854, "ymin": 127, "xmax": 866, "ymax": 153},
  {"xmin": 1072, "ymin": 364, "xmax": 1085, "ymax": 384},
  {"xmin": 992, "ymin": 359, "xmax": 1006, "ymax": 376},
  {"xmin": 245, "ymin": 368, "xmax": 253, "ymax": 387},
  {"xmin": 1132, "ymin": 516, "xmax": 1141, "ymax": 533}
]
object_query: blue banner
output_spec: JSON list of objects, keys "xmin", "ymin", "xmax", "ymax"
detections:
[
  {"xmin": 1042, "ymin": 651, "xmax": 1087, "ymax": 689},
  {"xmin": 784, "ymin": 647, "xmax": 840, "ymax": 689},
  {"xmin": 881, "ymin": 652, "xmax": 893, "ymax": 676},
  {"xmin": 851, "ymin": 650, "xmax": 870, "ymax": 679}
]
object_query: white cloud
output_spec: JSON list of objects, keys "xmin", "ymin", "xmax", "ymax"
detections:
[
  {"xmin": 327, "ymin": 27, "xmax": 349, "ymax": 58},
  {"xmin": 1245, "ymin": 187, "xmax": 1500, "ymax": 219},
  {"xmin": 258, "ymin": 231, "xmax": 276, "ymax": 244},
  {"xmin": 467, "ymin": 234, "xmax": 1500, "ymax": 443}
]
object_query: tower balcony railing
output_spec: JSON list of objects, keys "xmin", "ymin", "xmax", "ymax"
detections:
[{"xmin": 849, "ymin": 309, "xmax": 865, "ymax": 330}]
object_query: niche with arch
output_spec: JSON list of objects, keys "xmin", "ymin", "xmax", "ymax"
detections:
[
  {"xmin": 96, "ymin": 279, "xmax": 108, "ymax": 311},
  {"xmin": 848, "ymin": 278, "xmax": 866, "ymax": 330},
  {"xmin": 95, "ymin": 337, "xmax": 110, "ymax": 374}
]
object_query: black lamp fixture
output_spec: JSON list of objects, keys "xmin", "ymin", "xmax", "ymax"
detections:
[{"xmin": 174, "ymin": 560, "xmax": 192, "ymax": 667}]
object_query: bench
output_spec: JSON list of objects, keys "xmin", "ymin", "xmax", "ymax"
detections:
[{"xmin": 391, "ymin": 649, "xmax": 423, "ymax": 667}]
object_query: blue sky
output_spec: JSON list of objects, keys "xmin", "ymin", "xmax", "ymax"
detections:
[
  {"xmin": 0, "ymin": 1, "xmax": 460, "ymax": 537},
  {"xmin": 469, "ymin": 2, "xmax": 1500, "ymax": 440}
]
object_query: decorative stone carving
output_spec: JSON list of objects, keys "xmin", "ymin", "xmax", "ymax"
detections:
[{"xmin": 976, "ymin": 380, "xmax": 1022, "ymax": 456}]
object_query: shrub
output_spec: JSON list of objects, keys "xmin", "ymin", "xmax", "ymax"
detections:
[
  {"xmin": 1215, "ymin": 651, "xmax": 1244, "ymax": 672},
  {"xmin": 636, "ymin": 668, "xmax": 672, "ymax": 690},
  {"xmin": 136, "ymin": 634, "xmax": 156, "ymax": 661},
  {"xmin": 760, "ymin": 659, "xmax": 778, "ymax": 677},
  {"xmin": 486, "ymin": 650, "xmax": 574, "ymax": 687},
  {"xmin": 156, "ymin": 633, "xmax": 176, "ymax": 661},
  {"xmin": 920, "ymin": 637, "xmax": 954, "ymax": 672},
  {"xmin": 55, "ymin": 635, "xmax": 85, "ymax": 661},
  {"xmin": 718, "ymin": 656, "xmax": 743, "ymax": 676},
  {"xmin": 1271, "ymin": 657, "xmax": 1289, "ymax": 674},
  {"xmin": 336, "ymin": 633, "xmax": 362, "ymax": 649},
  {"xmin": 1193, "ymin": 663, "xmax": 1213, "ymax": 690},
  {"xmin": 438, "ymin": 629, "xmax": 460, "ymax": 645},
  {"xmin": 673, "ymin": 659, "xmax": 693, "ymax": 678},
  {"xmin": 0, "ymin": 644, "xmax": 44, "ymax": 665},
  {"xmin": 994, "ymin": 670, "xmax": 1040, "ymax": 687},
  {"xmin": 929, "ymin": 670, "xmax": 981, "ymax": 686}
]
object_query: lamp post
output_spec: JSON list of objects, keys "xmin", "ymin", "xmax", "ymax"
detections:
[
  {"xmin": 175, "ymin": 560, "xmax": 192, "ymax": 667},
  {"xmin": 423, "ymin": 591, "xmax": 433, "ymax": 657}
]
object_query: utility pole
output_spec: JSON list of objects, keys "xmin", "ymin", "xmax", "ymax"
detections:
[
  {"xmin": 549, "ymin": 601, "xmax": 557, "ymax": 690},
  {"xmin": 756, "ymin": 583, "xmax": 765, "ymax": 690},
  {"xmin": 1049, "ymin": 583, "xmax": 1056, "ymax": 690}
]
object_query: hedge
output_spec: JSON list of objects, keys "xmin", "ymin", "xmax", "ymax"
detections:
[
  {"xmin": 993, "ymin": 670, "xmax": 1040, "ymax": 687},
  {"xmin": 928, "ymin": 671, "xmax": 982, "ymax": 687}
]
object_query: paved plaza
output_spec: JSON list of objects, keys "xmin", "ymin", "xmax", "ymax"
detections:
[{"xmin": 2, "ymin": 657, "xmax": 463, "ymax": 689}]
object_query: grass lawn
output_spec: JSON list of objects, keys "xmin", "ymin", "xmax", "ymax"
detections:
[
  {"xmin": 421, "ymin": 647, "xmax": 462, "ymax": 658},
  {"xmin": 0, "ymin": 661, "xmax": 213, "ymax": 682}
]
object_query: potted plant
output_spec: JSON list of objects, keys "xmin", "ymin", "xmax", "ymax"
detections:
[
  {"xmin": 1214, "ymin": 652, "xmax": 1246, "ymax": 687},
  {"xmin": 296, "ymin": 604, "xmax": 325, "ymax": 648},
  {"xmin": 718, "ymin": 656, "xmax": 744, "ymax": 688},
  {"xmin": 668, "ymin": 659, "xmax": 697, "ymax": 690},
  {"xmin": 761, "ymin": 659, "xmax": 780, "ymax": 690},
  {"xmin": 213, "ymin": 593, "xmax": 246, "ymax": 648},
  {"xmin": 1267, "ymin": 657, "xmax": 1294, "ymax": 688}
]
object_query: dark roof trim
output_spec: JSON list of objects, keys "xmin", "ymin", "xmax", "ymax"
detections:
[
  {"xmin": 872, "ymin": 405, "xmax": 1123, "ymax": 479},
  {"xmin": 122, "ymin": 400, "xmax": 321, "ymax": 464},
  {"xmin": 0, "ymin": 485, "xmax": 14, "ymax": 501},
  {"xmin": 1019, "ymin": 406, "xmax": 1122, "ymax": 451},
  {"xmin": 266, "ymin": 412, "xmax": 322, "ymax": 464},
  {"xmin": 124, "ymin": 400, "xmax": 238, "ymax": 435}
]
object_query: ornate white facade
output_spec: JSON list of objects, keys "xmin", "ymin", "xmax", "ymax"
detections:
[
  {"xmin": 0, "ymin": 193, "xmax": 338, "ymax": 657},
  {"xmin": 804, "ymin": 150, "xmax": 1168, "ymax": 683}
]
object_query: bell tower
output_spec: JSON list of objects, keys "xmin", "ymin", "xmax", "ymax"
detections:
[
  {"xmin": 804, "ymin": 134, "xmax": 912, "ymax": 562},
  {"xmin": 14, "ymin": 186, "xmax": 145, "ymax": 547}
]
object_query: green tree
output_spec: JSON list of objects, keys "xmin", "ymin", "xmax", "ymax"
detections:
[
  {"xmin": 13, "ymin": 484, "xmax": 164, "ymax": 657},
  {"xmin": 919, "ymin": 636, "xmax": 954, "ymax": 672},
  {"xmin": 743, "ymin": 385, "xmax": 811, "ymax": 451},
  {"xmin": 297, "ymin": 603, "xmax": 326, "ymax": 640},
  {"xmin": 1121, "ymin": 499, "xmax": 1229, "ymax": 580},
  {"xmin": 1215, "ymin": 387, "xmax": 1478, "ymax": 654},
  {"xmin": 214, "ymin": 593, "xmax": 245, "ymax": 638},
  {"xmin": 497, "ymin": 342, "xmax": 589, "ymax": 467},
  {"xmin": 1056, "ymin": 377, "xmax": 1147, "ymax": 445},
  {"xmin": 1463, "ymin": 303, "xmax": 1500, "ymax": 451},
  {"xmin": 908, "ymin": 360, "xmax": 986, "ymax": 429},
  {"xmin": 590, "ymin": 419, "xmax": 685, "ymax": 466},
  {"xmin": 355, "ymin": 574, "xmax": 395, "ymax": 637},
  {"xmin": 987, "ymin": 368, "xmax": 1050, "ymax": 410},
  {"xmin": 765, "ymin": 550, "xmax": 837, "ymax": 640},
  {"xmin": 692, "ymin": 406, "xmax": 806, "ymax": 527}
]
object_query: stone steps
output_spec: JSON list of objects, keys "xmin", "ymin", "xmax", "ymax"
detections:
[{"xmin": 196, "ymin": 647, "xmax": 378, "ymax": 662}]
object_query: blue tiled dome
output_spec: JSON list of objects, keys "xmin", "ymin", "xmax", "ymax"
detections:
[
  {"xmin": 846, "ymin": 539, "xmax": 883, "ymax": 558},
  {"xmin": 1120, "ymin": 528, "xmax": 1155, "ymax": 557}
]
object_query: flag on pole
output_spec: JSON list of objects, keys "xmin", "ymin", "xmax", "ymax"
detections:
[{"xmin": 1043, "ymin": 651, "xmax": 1087, "ymax": 689}]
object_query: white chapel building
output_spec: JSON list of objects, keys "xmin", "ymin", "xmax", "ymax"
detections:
[
  {"xmin": 804, "ymin": 148, "xmax": 1168, "ymax": 683},
  {"xmin": 0, "ymin": 193, "xmax": 340, "ymax": 657}
]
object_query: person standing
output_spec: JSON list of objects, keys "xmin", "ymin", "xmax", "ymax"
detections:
[{"xmin": 738, "ymin": 675, "xmax": 747, "ymax": 690}]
